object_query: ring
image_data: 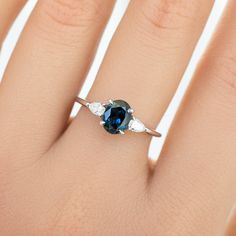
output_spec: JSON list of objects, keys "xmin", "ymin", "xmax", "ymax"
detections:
[{"xmin": 76, "ymin": 97, "xmax": 161, "ymax": 138}]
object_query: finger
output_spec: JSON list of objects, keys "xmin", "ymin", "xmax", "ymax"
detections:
[
  {"xmin": 0, "ymin": 1, "xmax": 115, "ymax": 160},
  {"xmin": 148, "ymin": 1, "xmax": 236, "ymax": 234},
  {"xmin": 62, "ymin": 0, "xmax": 213, "ymax": 162},
  {"xmin": 42, "ymin": 2, "xmax": 223, "ymax": 234},
  {"xmin": 225, "ymin": 205, "xmax": 236, "ymax": 236},
  {"xmin": 0, "ymin": 0, "xmax": 27, "ymax": 45},
  {"xmin": 90, "ymin": 0, "xmax": 214, "ymax": 122},
  {"xmin": 42, "ymin": 1, "xmax": 235, "ymax": 234}
]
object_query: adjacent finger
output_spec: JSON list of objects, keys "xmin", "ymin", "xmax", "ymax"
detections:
[
  {"xmin": 0, "ymin": 0, "xmax": 115, "ymax": 162},
  {"xmin": 0, "ymin": 0, "xmax": 27, "ymax": 45},
  {"xmin": 148, "ymin": 1, "xmax": 236, "ymax": 234}
]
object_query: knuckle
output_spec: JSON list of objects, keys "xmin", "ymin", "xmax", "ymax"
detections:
[
  {"xmin": 39, "ymin": 0, "xmax": 106, "ymax": 28},
  {"xmin": 139, "ymin": 0, "xmax": 200, "ymax": 31},
  {"xmin": 33, "ymin": 0, "xmax": 110, "ymax": 47}
]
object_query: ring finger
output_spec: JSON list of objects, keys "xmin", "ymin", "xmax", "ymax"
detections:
[{"xmin": 61, "ymin": 0, "xmax": 214, "ymax": 168}]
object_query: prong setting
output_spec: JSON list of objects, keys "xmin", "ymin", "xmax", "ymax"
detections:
[
  {"xmin": 100, "ymin": 121, "xmax": 105, "ymax": 126},
  {"xmin": 128, "ymin": 108, "xmax": 134, "ymax": 114}
]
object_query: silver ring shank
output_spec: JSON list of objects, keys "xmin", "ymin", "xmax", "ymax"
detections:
[
  {"xmin": 76, "ymin": 97, "xmax": 161, "ymax": 138},
  {"xmin": 76, "ymin": 97, "xmax": 89, "ymax": 107},
  {"xmin": 145, "ymin": 128, "xmax": 161, "ymax": 138}
]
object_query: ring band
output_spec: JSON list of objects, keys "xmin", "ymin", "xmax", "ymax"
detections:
[{"xmin": 76, "ymin": 97, "xmax": 161, "ymax": 138}]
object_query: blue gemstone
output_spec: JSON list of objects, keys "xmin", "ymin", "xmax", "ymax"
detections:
[{"xmin": 101, "ymin": 100, "xmax": 132, "ymax": 134}]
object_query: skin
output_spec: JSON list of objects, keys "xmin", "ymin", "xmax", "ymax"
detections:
[
  {"xmin": 0, "ymin": 0, "xmax": 27, "ymax": 45},
  {"xmin": 0, "ymin": 0, "xmax": 236, "ymax": 235}
]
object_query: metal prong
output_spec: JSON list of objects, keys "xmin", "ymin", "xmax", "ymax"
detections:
[
  {"xmin": 119, "ymin": 130, "xmax": 125, "ymax": 135},
  {"xmin": 128, "ymin": 108, "xmax": 134, "ymax": 114},
  {"xmin": 109, "ymin": 99, "xmax": 114, "ymax": 104},
  {"xmin": 100, "ymin": 121, "xmax": 105, "ymax": 126}
]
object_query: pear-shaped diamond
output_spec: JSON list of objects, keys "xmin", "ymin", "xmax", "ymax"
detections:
[
  {"xmin": 128, "ymin": 118, "xmax": 146, "ymax": 133},
  {"xmin": 88, "ymin": 102, "xmax": 105, "ymax": 116}
]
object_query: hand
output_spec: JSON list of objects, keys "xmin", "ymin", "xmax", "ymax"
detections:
[{"xmin": 0, "ymin": 1, "xmax": 236, "ymax": 235}]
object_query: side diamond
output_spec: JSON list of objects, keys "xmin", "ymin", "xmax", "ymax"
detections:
[
  {"xmin": 88, "ymin": 102, "xmax": 105, "ymax": 116},
  {"xmin": 128, "ymin": 118, "xmax": 146, "ymax": 133}
]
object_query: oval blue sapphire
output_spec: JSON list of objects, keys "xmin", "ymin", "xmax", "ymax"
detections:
[{"xmin": 101, "ymin": 100, "xmax": 132, "ymax": 134}]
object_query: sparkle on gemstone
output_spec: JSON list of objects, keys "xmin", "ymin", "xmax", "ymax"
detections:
[
  {"xmin": 101, "ymin": 100, "xmax": 133, "ymax": 134},
  {"xmin": 88, "ymin": 102, "xmax": 105, "ymax": 116},
  {"xmin": 128, "ymin": 118, "xmax": 146, "ymax": 133}
]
